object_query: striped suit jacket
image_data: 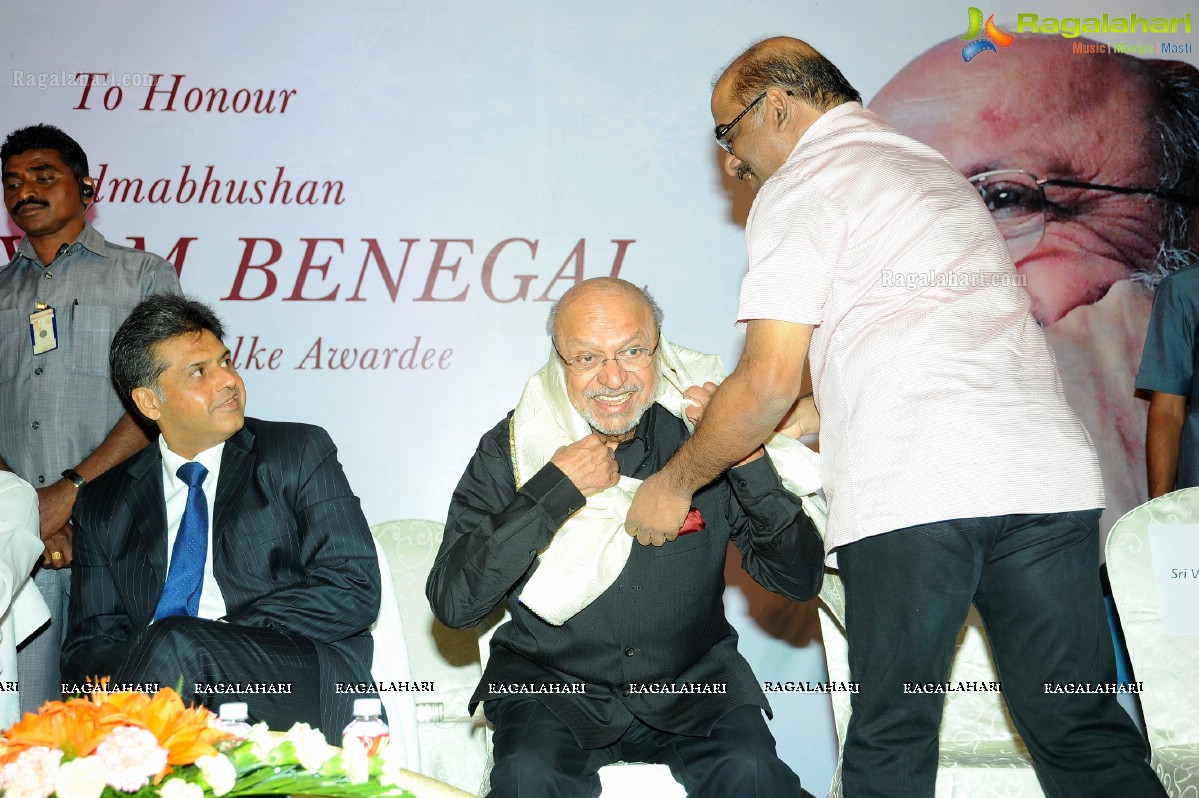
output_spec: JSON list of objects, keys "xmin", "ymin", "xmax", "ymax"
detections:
[{"xmin": 62, "ymin": 418, "xmax": 380, "ymax": 710}]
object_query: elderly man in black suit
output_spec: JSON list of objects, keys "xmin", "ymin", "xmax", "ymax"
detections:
[
  {"xmin": 61, "ymin": 294, "xmax": 380, "ymax": 740},
  {"xmin": 428, "ymin": 277, "xmax": 823, "ymax": 798}
]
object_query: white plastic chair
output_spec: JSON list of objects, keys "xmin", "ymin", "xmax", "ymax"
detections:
[
  {"xmin": 372, "ymin": 520, "xmax": 489, "ymax": 794},
  {"xmin": 817, "ymin": 573, "xmax": 1044, "ymax": 797},
  {"xmin": 477, "ymin": 611, "xmax": 686, "ymax": 797},
  {"xmin": 368, "ymin": 535, "xmax": 420, "ymax": 771},
  {"xmin": 1106, "ymin": 487, "xmax": 1199, "ymax": 796}
]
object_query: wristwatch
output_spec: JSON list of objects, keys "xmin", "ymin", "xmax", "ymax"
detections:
[{"xmin": 61, "ymin": 468, "xmax": 87, "ymax": 489}]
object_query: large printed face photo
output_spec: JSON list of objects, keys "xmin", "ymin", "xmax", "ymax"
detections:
[{"xmin": 871, "ymin": 34, "xmax": 1184, "ymax": 326}]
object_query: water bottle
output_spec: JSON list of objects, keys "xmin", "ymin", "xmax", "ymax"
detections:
[
  {"xmin": 341, "ymin": 698, "xmax": 391, "ymax": 758},
  {"xmin": 214, "ymin": 702, "xmax": 252, "ymax": 749}
]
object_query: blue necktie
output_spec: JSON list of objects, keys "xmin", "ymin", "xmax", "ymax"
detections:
[{"xmin": 153, "ymin": 462, "xmax": 209, "ymax": 621}]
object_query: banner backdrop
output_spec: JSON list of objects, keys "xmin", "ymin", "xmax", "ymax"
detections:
[{"xmin": 3, "ymin": 1, "xmax": 1195, "ymax": 790}]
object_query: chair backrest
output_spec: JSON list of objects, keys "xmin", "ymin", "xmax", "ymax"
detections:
[
  {"xmin": 368, "ymin": 535, "xmax": 420, "ymax": 770},
  {"xmin": 1105, "ymin": 487, "xmax": 1199, "ymax": 752},
  {"xmin": 818, "ymin": 572, "xmax": 1029, "ymax": 755},
  {"xmin": 371, "ymin": 520, "xmax": 488, "ymax": 793}
]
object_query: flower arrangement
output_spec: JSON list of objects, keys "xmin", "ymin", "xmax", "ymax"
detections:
[{"xmin": 0, "ymin": 688, "xmax": 415, "ymax": 798}]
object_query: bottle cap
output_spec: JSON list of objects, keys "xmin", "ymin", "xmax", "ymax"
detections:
[
  {"xmin": 219, "ymin": 702, "xmax": 249, "ymax": 721},
  {"xmin": 352, "ymin": 698, "xmax": 383, "ymax": 717}
]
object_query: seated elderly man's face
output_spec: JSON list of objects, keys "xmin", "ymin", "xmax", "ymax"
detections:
[
  {"xmin": 870, "ymin": 36, "xmax": 1164, "ymax": 325},
  {"xmin": 555, "ymin": 286, "xmax": 659, "ymax": 440}
]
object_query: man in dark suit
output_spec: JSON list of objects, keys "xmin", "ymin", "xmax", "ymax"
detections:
[
  {"xmin": 427, "ymin": 277, "xmax": 822, "ymax": 797},
  {"xmin": 61, "ymin": 294, "xmax": 380, "ymax": 739}
]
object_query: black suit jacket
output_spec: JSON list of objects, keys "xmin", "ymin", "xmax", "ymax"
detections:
[
  {"xmin": 63, "ymin": 418, "xmax": 380, "ymax": 704},
  {"xmin": 428, "ymin": 404, "xmax": 824, "ymax": 748}
]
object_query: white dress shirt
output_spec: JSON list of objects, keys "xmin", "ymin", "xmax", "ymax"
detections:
[{"xmin": 0, "ymin": 472, "xmax": 50, "ymax": 725}]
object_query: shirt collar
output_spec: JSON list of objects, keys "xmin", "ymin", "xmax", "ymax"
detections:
[
  {"xmin": 12, "ymin": 221, "xmax": 108, "ymax": 267},
  {"xmin": 784, "ymin": 100, "xmax": 866, "ymax": 163},
  {"xmin": 617, "ymin": 402, "xmax": 663, "ymax": 451},
  {"xmin": 159, "ymin": 435, "xmax": 225, "ymax": 488}
]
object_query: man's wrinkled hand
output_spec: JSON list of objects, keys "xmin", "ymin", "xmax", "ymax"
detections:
[
  {"xmin": 41, "ymin": 523, "xmax": 73, "ymax": 569},
  {"xmin": 626, "ymin": 472, "xmax": 692, "ymax": 547},
  {"xmin": 682, "ymin": 382, "xmax": 719, "ymax": 427},
  {"xmin": 550, "ymin": 434, "xmax": 620, "ymax": 497}
]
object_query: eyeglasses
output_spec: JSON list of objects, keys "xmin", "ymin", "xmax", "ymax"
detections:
[
  {"xmin": 967, "ymin": 169, "xmax": 1199, "ymax": 262},
  {"xmin": 557, "ymin": 336, "xmax": 660, "ymax": 376},
  {"xmin": 714, "ymin": 90, "xmax": 793, "ymax": 155}
]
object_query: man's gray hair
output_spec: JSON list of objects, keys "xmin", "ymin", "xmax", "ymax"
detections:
[
  {"xmin": 1141, "ymin": 57, "xmax": 1199, "ymax": 286},
  {"xmin": 546, "ymin": 284, "xmax": 665, "ymax": 347}
]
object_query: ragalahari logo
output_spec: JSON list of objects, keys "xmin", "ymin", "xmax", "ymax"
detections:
[{"xmin": 961, "ymin": 8, "xmax": 1015, "ymax": 61}]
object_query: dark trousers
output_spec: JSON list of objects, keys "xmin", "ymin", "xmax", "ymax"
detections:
[
  {"xmin": 486, "ymin": 697, "xmax": 813, "ymax": 798},
  {"xmin": 112, "ymin": 616, "xmax": 330, "ymax": 735},
  {"xmin": 837, "ymin": 510, "xmax": 1165, "ymax": 798}
]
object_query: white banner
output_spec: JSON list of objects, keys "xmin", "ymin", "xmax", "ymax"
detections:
[{"xmin": 4, "ymin": 1, "xmax": 1194, "ymax": 788}]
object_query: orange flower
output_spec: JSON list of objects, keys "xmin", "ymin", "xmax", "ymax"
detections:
[
  {"xmin": 0, "ymin": 697, "xmax": 106, "ymax": 763},
  {"xmin": 92, "ymin": 689, "xmax": 153, "ymax": 731},
  {"xmin": 133, "ymin": 688, "xmax": 227, "ymax": 766},
  {"xmin": 1, "ymin": 687, "xmax": 229, "ymax": 782}
]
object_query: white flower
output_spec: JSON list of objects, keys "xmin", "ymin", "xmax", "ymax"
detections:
[
  {"xmin": 195, "ymin": 754, "xmax": 236, "ymax": 796},
  {"xmin": 159, "ymin": 776, "xmax": 205, "ymax": 798},
  {"xmin": 0, "ymin": 747, "xmax": 63, "ymax": 798},
  {"xmin": 340, "ymin": 744, "xmax": 369, "ymax": 785},
  {"xmin": 286, "ymin": 722, "xmax": 333, "ymax": 771},
  {"xmin": 377, "ymin": 743, "xmax": 407, "ymax": 788},
  {"xmin": 246, "ymin": 721, "xmax": 280, "ymax": 758},
  {"xmin": 94, "ymin": 725, "xmax": 168, "ymax": 792},
  {"xmin": 54, "ymin": 756, "xmax": 107, "ymax": 798}
]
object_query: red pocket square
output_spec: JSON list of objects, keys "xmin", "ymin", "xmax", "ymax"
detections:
[{"xmin": 679, "ymin": 507, "xmax": 705, "ymax": 536}]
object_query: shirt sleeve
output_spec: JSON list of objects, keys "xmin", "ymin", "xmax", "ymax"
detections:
[
  {"xmin": 724, "ymin": 452, "xmax": 824, "ymax": 601},
  {"xmin": 143, "ymin": 252, "xmax": 183, "ymax": 297},
  {"xmin": 1136, "ymin": 271, "xmax": 1196, "ymax": 396},
  {"xmin": 426, "ymin": 415, "xmax": 586, "ymax": 629},
  {"xmin": 737, "ymin": 176, "xmax": 847, "ymax": 329}
]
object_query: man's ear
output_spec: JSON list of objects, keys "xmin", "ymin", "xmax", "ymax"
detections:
[
  {"xmin": 767, "ymin": 87, "xmax": 791, "ymax": 129},
  {"xmin": 132, "ymin": 386, "xmax": 163, "ymax": 422},
  {"xmin": 774, "ymin": 90, "xmax": 821, "ymax": 138}
]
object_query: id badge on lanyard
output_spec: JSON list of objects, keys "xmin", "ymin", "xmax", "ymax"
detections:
[{"xmin": 29, "ymin": 303, "xmax": 58, "ymax": 355}]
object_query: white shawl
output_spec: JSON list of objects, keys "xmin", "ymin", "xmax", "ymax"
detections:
[{"xmin": 513, "ymin": 337, "xmax": 826, "ymax": 625}]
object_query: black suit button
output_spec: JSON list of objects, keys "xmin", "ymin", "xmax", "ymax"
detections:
[
  {"xmin": 620, "ymin": 687, "xmax": 631, "ymax": 697},
  {"xmin": 624, "ymin": 647, "xmax": 635, "ymax": 657}
]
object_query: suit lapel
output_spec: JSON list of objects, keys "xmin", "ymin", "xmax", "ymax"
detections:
[
  {"xmin": 214, "ymin": 424, "xmax": 255, "ymax": 549},
  {"xmin": 123, "ymin": 444, "xmax": 168, "ymax": 612}
]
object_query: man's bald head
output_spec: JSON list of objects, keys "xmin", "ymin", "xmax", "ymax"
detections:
[
  {"xmin": 548, "ymin": 278, "xmax": 663, "ymax": 441},
  {"xmin": 871, "ymin": 34, "xmax": 1199, "ymax": 324},
  {"xmin": 714, "ymin": 36, "xmax": 861, "ymax": 111},
  {"xmin": 548, "ymin": 278, "xmax": 662, "ymax": 347},
  {"xmin": 710, "ymin": 37, "xmax": 862, "ymax": 188},
  {"xmin": 872, "ymin": 35, "xmax": 1157, "ymax": 167}
]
